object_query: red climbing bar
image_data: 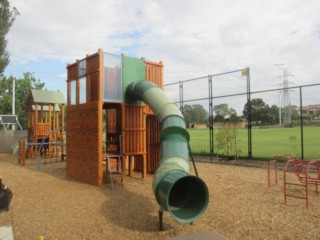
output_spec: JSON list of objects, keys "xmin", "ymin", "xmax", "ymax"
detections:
[{"xmin": 283, "ymin": 159, "xmax": 320, "ymax": 208}]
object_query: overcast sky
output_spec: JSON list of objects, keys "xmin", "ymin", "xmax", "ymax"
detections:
[{"xmin": 4, "ymin": 0, "xmax": 320, "ymax": 112}]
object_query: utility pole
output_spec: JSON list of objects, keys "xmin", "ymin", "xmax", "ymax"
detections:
[{"xmin": 12, "ymin": 7, "xmax": 20, "ymax": 130}]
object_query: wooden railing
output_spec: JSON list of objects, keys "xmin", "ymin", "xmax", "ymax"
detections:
[{"xmin": 35, "ymin": 123, "xmax": 51, "ymax": 137}]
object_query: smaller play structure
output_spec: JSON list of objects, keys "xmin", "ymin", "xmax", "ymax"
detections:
[
  {"xmin": 19, "ymin": 89, "xmax": 66, "ymax": 165},
  {"xmin": 268, "ymin": 155, "xmax": 320, "ymax": 207}
]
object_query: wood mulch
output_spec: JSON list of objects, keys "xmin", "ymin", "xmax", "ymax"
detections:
[{"xmin": 1, "ymin": 153, "xmax": 320, "ymax": 240}]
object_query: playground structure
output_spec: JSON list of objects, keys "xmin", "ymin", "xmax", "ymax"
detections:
[
  {"xmin": 66, "ymin": 49, "xmax": 208, "ymax": 224},
  {"xmin": 66, "ymin": 50, "xmax": 163, "ymax": 185},
  {"xmin": 18, "ymin": 89, "xmax": 66, "ymax": 165},
  {"xmin": 268, "ymin": 155, "xmax": 320, "ymax": 207}
]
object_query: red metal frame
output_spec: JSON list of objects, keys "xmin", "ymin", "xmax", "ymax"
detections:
[
  {"xmin": 284, "ymin": 159, "xmax": 320, "ymax": 208},
  {"xmin": 268, "ymin": 160, "xmax": 278, "ymax": 187}
]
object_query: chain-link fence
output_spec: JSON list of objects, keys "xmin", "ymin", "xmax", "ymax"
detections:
[{"xmin": 164, "ymin": 69, "xmax": 320, "ymax": 160}]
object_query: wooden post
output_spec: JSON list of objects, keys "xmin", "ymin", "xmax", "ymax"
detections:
[
  {"xmin": 34, "ymin": 104, "xmax": 38, "ymax": 158},
  {"xmin": 97, "ymin": 49, "xmax": 104, "ymax": 186},
  {"xmin": 128, "ymin": 156, "xmax": 134, "ymax": 177},
  {"xmin": 67, "ymin": 80, "xmax": 71, "ymax": 105},
  {"xmin": 98, "ymin": 48, "xmax": 104, "ymax": 101},
  {"xmin": 49, "ymin": 104, "xmax": 52, "ymax": 129},
  {"xmin": 18, "ymin": 140, "xmax": 22, "ymax": 164},
  {"xmin": 61, "ymin": 104, "xmax": 65, "ymax": 161},
  {"xmin": 53, "ymin": 104, "xmax": 56, "ymax": 135},
  {"xmin": 20, "ymin": 140, "xmax": 26, "ymax": 166},
  {"xmin": 122, "ymin": 155, "xmax": 128, "ymax": 181},
  {"xmin": 142, "ymin": 154, "xmax": 146, "ymax": 179},
  {"xmin": 40, "ymin": 104, "xmax": 43, "ymax": 123}
]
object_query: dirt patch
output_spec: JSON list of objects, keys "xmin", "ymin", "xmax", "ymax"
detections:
[{"xmin": 1, "ymin": 153, "xmax": 320, "ymax": 239}]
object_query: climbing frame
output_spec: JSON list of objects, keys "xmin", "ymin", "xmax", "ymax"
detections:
[{"xmin": 284, "ymin": 159, "xmax": 320, "ymax": 207}]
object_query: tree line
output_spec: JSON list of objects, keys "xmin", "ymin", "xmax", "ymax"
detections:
[
  {"xmin": 182, "ymin": 99, "xmax": 301, "ymax": 128},
  {"xmin": 0, "ymin": 73, "xmax": 45, "ymax": 129}
]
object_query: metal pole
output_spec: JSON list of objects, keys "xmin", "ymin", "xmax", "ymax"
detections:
[
  {"xmin": 12, "ymin": 8, "xmax": 20, "ymax": 131},
  {"xmin": 12, "ymin": 25, "xmax": 16, "ymax": 130},
  {"xmin": 246, "ymin": 67, "xmax": 252, "ymax": 159},
  {"xmin": 299, "ymin": 87, "xmax": 304, "ymax": 159},
  {"xmin": 188, "ymin": 143, "xmax": 199, "ymax": 177},
  {"xmin": 158, "ymin": 206, "xmax": 164, "ymax": 231},
  {"xmin": 179, "ymin": 82, "xmax": 184, "ymax": 114},
  {"xmin": 279, "ymin": 91, "xmax": 282, "ymax": 126},
  {"xmin": 208, "ymin": 75, "xmax": 214, "ymax": 162}
]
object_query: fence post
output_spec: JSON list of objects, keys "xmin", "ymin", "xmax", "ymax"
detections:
[
  {"xmin": 299, "ymin": 87, "xmax": 304, "ymax": 160},
  {"xmin": 246, "ymin": 67, "xmax": 252, "ymax": 159},
  {"xmin": 208, "ymin": 75, "xmax": 214, "ymax": 162}
]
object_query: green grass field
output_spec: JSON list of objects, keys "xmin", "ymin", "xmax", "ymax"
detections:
[{"xmin": 188, "ymin": 127, "xmax": 320, "ymax": 160}]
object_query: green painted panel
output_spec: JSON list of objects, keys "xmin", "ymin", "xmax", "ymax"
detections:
[{"xmin": 122, "ymin": 56, "xmax": 146, "ymax": 104}]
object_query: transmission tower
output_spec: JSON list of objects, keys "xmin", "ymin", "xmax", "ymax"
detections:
[
  {"xmin": 281, "ymin": 68, "xmax": 293, "ymax": 125},
  {"xmin": 274, "ymin": 63, "xmax": 293, "ymax": 126},
  {"xmin": 275, "ymin": 64, "xmax": 294, "ymax": 126}
]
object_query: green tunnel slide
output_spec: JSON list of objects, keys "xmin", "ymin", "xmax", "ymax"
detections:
[{"xmin": 126, "ymin": 81, "xmax": 209, "ymax": 223}]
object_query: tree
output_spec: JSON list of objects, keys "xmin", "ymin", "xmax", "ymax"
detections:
[
  {"xmin": 264, "ymin": 104, "xmax": 279, "ymax": 125},
  {"xmin": 182, "ymin": 104, "xmax": 192, "ymax": 127},
  {"xmin": 0, "ymin": 72, "xmax": 45, "ymax": 128},
  {"xmin": 213, "ymin": 103, "xmax": 240, "ymax": 122},
  {"xmin": 213, "ymin": 104, "xmax": 229, "ymax": 119},
  {"xmin": 215, "ymin": 123, "xmax": 241, "ymax": 159},
  {"xmin": 243, "ymin": 98, "xmax": 269, "ymax": 125},
  {"xmin": 283, "ymin": 105, "xmax": 300, "ymax": 120},
  {"xmin": 0, "ymin": 0, "xmax": 18, "ymax": 74},
  {"xmin": 182, "ymin": 104, "xmax": 208, "ymax": 128}
]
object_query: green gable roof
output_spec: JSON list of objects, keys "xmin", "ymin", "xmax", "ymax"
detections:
[
  {"xmin": 30, "ymin": 89, "xmax": 66, "ymax": 104},
  {"xmin": 31, "ymin": 104, "xmax": 61, "ymax": 112}
]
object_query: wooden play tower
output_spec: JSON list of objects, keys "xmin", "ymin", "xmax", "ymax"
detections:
[
  {"xmin": 66, "ymin": 49, "xmax": 162, "ymax": 186},
  {"xmin": 26, "ymin": 89, "xmax": 66, "ymax": 159}
]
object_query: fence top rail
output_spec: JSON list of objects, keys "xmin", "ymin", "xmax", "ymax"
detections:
[
  {"xmin": 171, "ymin": 82, "xmax": 320, "ymax": 104},
  {"xmin": 164, "ymin": 69, "xmax": 245, "ymax": 86}
]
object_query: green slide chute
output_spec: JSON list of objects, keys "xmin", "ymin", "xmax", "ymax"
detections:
[{"xmin": 126, "ymin": 81, "xmax": 209, "ymax": 223}]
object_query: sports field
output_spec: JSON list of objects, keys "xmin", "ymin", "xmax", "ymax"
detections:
[{"xmin": 188, "ymin": 126, "xmax": 320, "ymax": 160}]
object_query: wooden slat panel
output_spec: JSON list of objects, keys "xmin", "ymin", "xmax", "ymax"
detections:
[
  {"xmin": 145, "ymin": 60, "xmax": 163, "ymax": 87},
  {"xmin": 67, "ymin": 63, "xmax": 78, "ymax": 80},
  {"xmin": 147, "ymin": 115, "xmax": 160, "ymax": 173},
  {"xmin": 86, "ymin": 52, "xmax": 99, "ymax": 74},
  {"xmin": 105, "ymin": 105, "xmax": 121, "ymax": 152},
  {"xmin": 88, "ymin": 72, "xmax": 99, "ymax": 102},
  {"xmin": 135, "ymin": 115, "xmax": 160, "ymax": 173},
  {"xmin": 122, "ymin": 104, "xmax": 146, "ymax": 155},
  {"xmin": 144, "ymin": 60, "xmax": 163, "ymax": 115}
]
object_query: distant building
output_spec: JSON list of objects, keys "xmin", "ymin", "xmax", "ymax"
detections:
[
  {"xmin": 300, "ymin": 104, "xmax": 320, "ymax": 119},
  {"xmin": 189, "ymin": 123, "xmax": 207, "ymax": 129},
  {"xmin": 189, "ymin": 122, "xmax": 246, "ymax": 129}
]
